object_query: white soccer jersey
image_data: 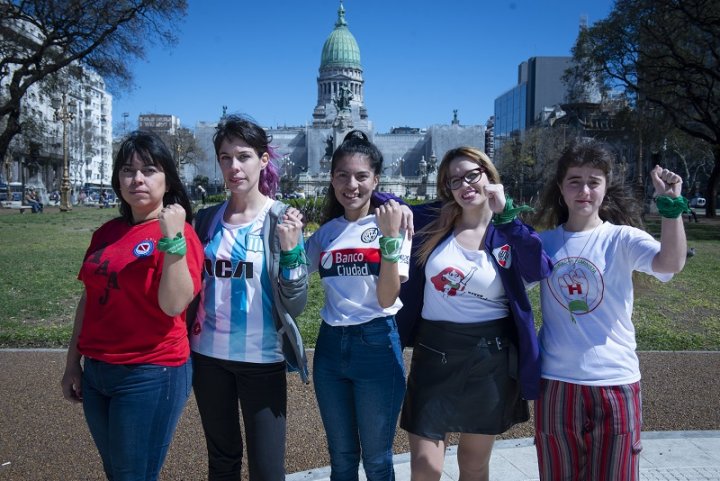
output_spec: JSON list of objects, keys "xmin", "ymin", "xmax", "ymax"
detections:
[
  {"xmin": 421, "ymin": 234, "xmax": 510, "ymax": 323},
  {"xmin": 306, "ymin": 214, "xmax": 411, "ymax": 326},
  {"xmin": 191, "ymin": 198, "xmax": 283, "ymax": 363},
  {"xmin": 538, "ymin": 222, "xmax": 672, "ymax": 386}
]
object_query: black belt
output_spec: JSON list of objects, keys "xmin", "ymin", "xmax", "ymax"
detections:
[{"xmin": 479, "ymin": 336, "xmax": 510, "ymax": 354}]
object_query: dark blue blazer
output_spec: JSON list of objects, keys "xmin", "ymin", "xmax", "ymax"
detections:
[{"xmin": 396, "ymin": 202, "xmax": 553, "ymax": 400}]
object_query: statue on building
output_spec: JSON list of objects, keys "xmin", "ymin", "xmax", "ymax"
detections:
[
  {"xmin": 452, "ymin": 109, "xmax": 460, "ymax": 125},
  {"xmin": 324, "ymin": 136, "xmax": 334, "ymax": 158},
  {"xmin": 334, "ymin": 85, "xmax": 354, "ymax": 113},
  {"xmin": 418, "ymin": 156, "xmax": 427, "ymax": 177}
]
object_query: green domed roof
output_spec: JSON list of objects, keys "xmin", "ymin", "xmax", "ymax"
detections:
[{"xmin": 320, "ymin": 3, "xmax": 361, "ymax": 69}]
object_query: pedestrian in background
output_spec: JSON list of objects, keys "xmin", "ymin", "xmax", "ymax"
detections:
[
  {"xmin": 24, "ymin": 188, "xmax": 43, "ymax": 213},
  {"xmin": 197, "ymin": 184, "xmax": 207, "ymax": 204}
]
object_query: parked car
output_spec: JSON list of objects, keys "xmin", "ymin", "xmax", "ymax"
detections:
[{"xmin": 689, "ymin": 197, "xmax": 706, "ymax": 208}]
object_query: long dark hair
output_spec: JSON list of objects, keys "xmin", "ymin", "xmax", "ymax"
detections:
[
  {"xmin": 533, "ymin": 138, "xmax": 642, "ymax": 230},
  {"xmin": 321, "ymin": 130, "xmax": 383, "ymax": 223},
  {"xmin": 213, "ymin": 114, "xmax": 280, "ymax": 197},
  {"xmin": 111, "ymin": 130, "xmax": 194, "ymax": 224}
]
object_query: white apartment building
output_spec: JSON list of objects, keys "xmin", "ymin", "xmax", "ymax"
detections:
[{"xmin": 1, "ymin": 17, "xmax": 113, "ymax": 200}]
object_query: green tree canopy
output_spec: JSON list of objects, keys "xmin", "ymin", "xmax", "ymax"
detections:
[
  {"xmin": 571, "ymin": 0, "xmax": 720, "ymax": 216},
  {"xmin": 0, "ymin": 0, "xmax": 188, "ymax": 164}
]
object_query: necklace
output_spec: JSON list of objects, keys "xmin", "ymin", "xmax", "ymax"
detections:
[
  {"xmin": 562, "ymin": 221, "xmax": 602, "ymax": 270},
  {"xmin": 561, "ymin": 222, "xmax": 602, "ymax": 323}
]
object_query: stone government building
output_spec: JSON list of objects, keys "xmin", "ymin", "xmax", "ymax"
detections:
[{"xmin": 194, "ymin": 2, "xmax": 487, "ymax": 199}]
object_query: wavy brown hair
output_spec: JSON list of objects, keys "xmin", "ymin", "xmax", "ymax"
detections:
[
  {"xmin": 533, "ymin": 138, "xmax": 643, "ymax": 230},
  {"xmin": 416, "ymin": 147, "xmax": 500, "ymax": 266}
]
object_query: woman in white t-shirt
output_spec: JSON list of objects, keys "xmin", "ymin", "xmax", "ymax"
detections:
[
  {"xmin": 306, "ymin": 130, "xmax": 411, "ymax": 481},
  {"xmin": 398, "ymin": 147, "xmax": 552, "ymax": 481},
  {"xmin": 532, "ymin": 139, "xmax": 688, "ymax": 481}
]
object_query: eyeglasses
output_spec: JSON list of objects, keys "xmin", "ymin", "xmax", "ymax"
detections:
[{"xmin": 446, "ymin": 168, "xmax": 485, "ymax": 190}]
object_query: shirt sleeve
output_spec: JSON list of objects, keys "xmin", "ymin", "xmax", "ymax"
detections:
[
  {"xmin": 398, "ymin": 230, "xmax": 412, "ymax": 283},
  {"xmin": 305, "ymin": 230, "xmax": 320, "ymax": 275},
  {"xmin": 183, "ymin": 223, "xmax": 205, "ymax": 295},
  {"xmin": 623, "ymin": 226, "xmax": 673, "ymax": 282}
]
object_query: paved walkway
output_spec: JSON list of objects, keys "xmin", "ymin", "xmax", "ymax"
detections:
[
  {"xmin": 1, "ymin": 350, "xmax": 718, "ymax": 480},
  {"xmin": 288, "ymin": 431, "xmax": 720, "ymax": 481}
]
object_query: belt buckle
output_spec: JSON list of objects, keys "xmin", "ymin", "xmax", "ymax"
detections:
[{"xmin": 494, "ymin": 337, "xmax": 503, "ymax": 351}]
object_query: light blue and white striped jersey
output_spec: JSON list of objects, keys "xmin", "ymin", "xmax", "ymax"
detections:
[{"xmin": 190, "ymin": 199, "xmax": 283, "ymax": 363}]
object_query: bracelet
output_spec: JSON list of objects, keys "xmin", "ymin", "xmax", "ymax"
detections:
[
  {"xmin": 491, "ymin": 196, "xmax": 534, "ymax": 225},
  {"xmin": 656, "ymin": 195, "xmax": 690, "ymax": 219},
  {"xmin": 280, "ymin": 244, "xmax": 307, "ymax": 269},
  {"xmin": 379, "ymin": 235, "xmax": 403, "ymax": 263},
  {"xmin": 158, "ymin": 232, "xmax": 187, "ymax": 256}
]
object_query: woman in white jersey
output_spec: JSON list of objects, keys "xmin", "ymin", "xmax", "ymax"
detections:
[
  {"xmin": 398, "ymin": 147, "xmax": 552, "ymax": 481},
  {"xmin": 532, "ymin": 139, "xmax": 687, "ymax": 481},
  {"xmin": 189, "ymin": 115, "xmax": 308, "ymax": 481},
  {"xmin": 306, "ymin": 130, "xmax": 411, "ymax": 481}
]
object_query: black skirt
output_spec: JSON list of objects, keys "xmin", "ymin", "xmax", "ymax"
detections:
[{"xmin": 400, "ymin": 318, "xmax": 529, "ymax": 440}]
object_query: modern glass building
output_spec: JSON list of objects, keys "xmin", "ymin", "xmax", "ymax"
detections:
[{"xmin": 493, "ymin": 56, "xmax": 571, "ymax": 152}]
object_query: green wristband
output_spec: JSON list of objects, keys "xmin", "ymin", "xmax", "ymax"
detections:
[
  {"xmin": 158, "ymin": 232, "xmax": 187, "ymax": 256},
  {"xmin": 491, "ymin": 196, "xmax": 534, "ymax": 225},
  {"xmin": 280, "ymin": 244, "xmax": 307, "ymax": 269},
  {"xmin": 656, "ymin": 195, "xmax": 690, "ymax": 219},
  {"xmin": 379, "ymin": 236, "xmax": 403, "ymax": 263}
]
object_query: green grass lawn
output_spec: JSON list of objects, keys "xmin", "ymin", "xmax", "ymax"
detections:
[{"xmin": 1, "ymin": 208, "xmax": 718, "ymax": 350}]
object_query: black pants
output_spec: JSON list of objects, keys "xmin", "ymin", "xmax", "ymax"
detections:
[{"xmin": 192, "ymin": 352, "xmax": 287, "ymax": 481}]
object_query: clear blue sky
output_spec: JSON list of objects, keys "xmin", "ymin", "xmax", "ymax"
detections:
[{"xmin": 112, "ymin": 0, "xmax": 615, "ymax": 135}]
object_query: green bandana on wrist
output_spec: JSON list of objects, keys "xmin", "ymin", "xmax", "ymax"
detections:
[
  {"xmin": 158, "ymin": 232, "xmax": 187, "ymax": 256},
  {"xmin": 379, "ymin": 236, "xmax": 403, "ymax": 263},
  {"xmin": 280, "ymin": 244, "xmax": 307, "ymax": 269},
  {"xmin": 655, "ymin": 195, "xmax": 690, "ymax": 219},
  {"xmin": 491, "ymin": 196, "xmax": 534, "ymax": 225}
]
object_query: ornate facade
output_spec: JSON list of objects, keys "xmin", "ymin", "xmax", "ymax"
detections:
[{"xmin": 195, "ymin": 2, "xmax": 486, "ymax": 199}]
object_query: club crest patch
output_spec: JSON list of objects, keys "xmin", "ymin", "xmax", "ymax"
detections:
[
  {"xmin": 492, "ymin": 244, "xmax": 511, "ymax": 268},
  {"xmin": 133, "ymin": 240, "xmax": 155, "ymax": 258},
  {"xmin": 361, "ymin": 227, "xmax": 379, "ymax": 243}
]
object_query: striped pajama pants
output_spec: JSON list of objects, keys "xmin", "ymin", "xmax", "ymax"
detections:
[{"xmin": 534, "ymin": 379, "xmax": 642, "ymax": 481}]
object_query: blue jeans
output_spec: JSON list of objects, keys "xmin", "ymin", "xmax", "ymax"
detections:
[
  {"xmin": 82, "ymin": 357, "xmax": 193, "ymax": 481},
  {"xmin": 313, "ymin": 317, "xmax": 406, "ymax": 481}
]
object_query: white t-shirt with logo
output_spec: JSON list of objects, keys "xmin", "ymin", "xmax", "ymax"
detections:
[
  {"xmin": 538, "ymin": 222, "xmax": 672, "ymax": 386},
  {"xmin": 306, "ymin": 214, "xmax": 411, "ymax": 326},
  {"xmin": 421, "ymin": 234, "xmax": 509, "ymax": 323}
]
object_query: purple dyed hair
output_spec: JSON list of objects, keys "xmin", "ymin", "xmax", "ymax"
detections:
[{"xmin": 260, "ymin": 145, "xmax": 281, "ymax": 197}]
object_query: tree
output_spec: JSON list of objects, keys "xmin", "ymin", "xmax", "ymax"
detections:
[
  {"xmin": 495, "ymin": 126, "xmax": 573, "ymax": 204},
  {"xmin": 0, "ymin": 0, "xmax": 188, "ymax": 165},
  {"xmin": 157, "ymin": 126, "xmax": 202, "ymax": 182},
  {"xmin": 571, "ymin": 0, "xmax": 720, "ymax": 216}
]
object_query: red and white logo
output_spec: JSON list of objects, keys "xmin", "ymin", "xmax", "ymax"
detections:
[{"xmin": 492, "ymin": 244, "xmax": 511, "ymax": 268}]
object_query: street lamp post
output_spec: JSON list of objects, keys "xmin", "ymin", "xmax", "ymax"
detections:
[
  {"xmin": 53, "ymin": 93, "xmax": 76, "ymax": 212},
  {"xmin": 282, "ymin": 155, "xmax": 295, "ymax": 195}
]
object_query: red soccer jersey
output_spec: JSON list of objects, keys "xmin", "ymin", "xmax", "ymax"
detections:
[{"xmin": 77, "ymin": 218, "xmax": 203, "ymax": 366}]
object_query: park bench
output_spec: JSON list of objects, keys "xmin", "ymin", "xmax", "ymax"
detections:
[{"xmin": 1, "ymin": 200, "xmax": 34, "ymax": 213}]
